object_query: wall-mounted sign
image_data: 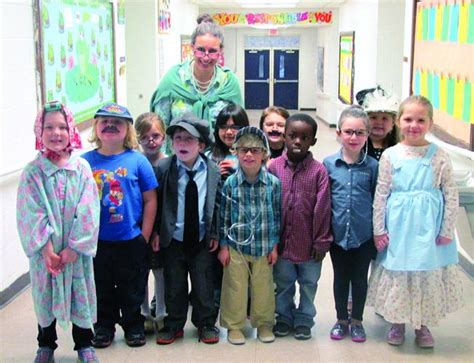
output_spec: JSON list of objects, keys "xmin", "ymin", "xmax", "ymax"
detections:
[
  {"xmin": 338, "ymin": 32, "xmax": 355, "ymax": 105},
  {"xmin": 212, "ymin": 11, "xmax": 332, "ymax": 27}
]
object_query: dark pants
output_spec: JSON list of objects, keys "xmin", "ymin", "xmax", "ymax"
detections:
[
  {"xmin": 37, "ymin": 320, "xmax": 93, "ymax": 351},
  {"xmin": 93, "ymin": 235, "xmax": 148, "ymax": 336},
  {"xmin": 330, "ymin": 241, "xmax": 373, "ymax": 321},
  {"xmin": 162, "ymin": 240, "xmax": 216, "ymax": 331}
]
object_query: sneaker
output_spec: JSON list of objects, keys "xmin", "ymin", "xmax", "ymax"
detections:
[
  {"xmin": 415, "ymin": 326, "xmax": 434, "ymax": 348},
  {"xmin": 156, "ymin": 327, "xmax": 184, "ymax": 345},
  {"xmin": 76, "ymin": 347, "xmax": 99, "ymax": 363},
  {"xmin": 273, "ymin": 322, "xmax": 291, "ymax": 337},
  {"xmin": 330, "ymin": 322, "xmax": 349, "ymax": 340},
  {"xmin": 227, "ymin": 329, "xmax": 245, "ymax": 345},
  {"xmin": 91, "ymin": 329, "xmax": 114, "ymax": 349},
  {"xmin": 257, "ymin": 325, "xmax": 275, "ymax": 343},
  {"xmin": 144, "ymin": 317, "xmax": 155, "ymax": 335},
  {"xmin": 294, "ymin": 326, "xmax": 312, "ymax": 340},
  {"xmin": 350, "ymin": 324, "xmax": 366, "ymax": 343},
  {"xmin": 34, "ymin": 347, "xmax": 54, "ymax": 363},
  {"xmin": 198, "ymin": 326, "xmax": 220, "ymax": 344},
  {"xmin": 125, "ymin": 332, "xmax": 146, "ymax": 347},
  {"xmin": 387, "ymin": 324, "xmax": 405, "ymax": 346}
]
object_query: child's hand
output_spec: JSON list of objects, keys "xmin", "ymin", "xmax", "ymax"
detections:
[
  {"xmin": 42, "ymin": 241, "xmax": 63, "ymax": 276},
  {"xmin": 312, "ymin": 250, "xmax": 326, "ymax": 263},
  {"xmin": 374, "ymin": 234, "xmax": 389, "ymax": 252},
  {"xmin": 59, "ymin": 247, "xmax": 78, "ymax": 265},
  {"xmin": 436, "ymin": 235, "xmax": 452, "ymax": 245},
  {"xmin": 209, "ymin": 239, "xmax": 218, "ymax": 252},
  {"xmin": 151, "ymin": 233, "xmax": 160, "ymax": 252},
  {"xmin": 218, "ymin": 247, "xmax": 230, "ymax": 266},
  {"xmin": 219, "ymin": 160, "xmax": 235, "ymax": 176},
  {"xmin": 267, "ymin": 246, "xmax": 278, "ymax": 265}
]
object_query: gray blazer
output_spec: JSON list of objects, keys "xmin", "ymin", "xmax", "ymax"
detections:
[{"xmin": 154, "ymin": 154, "xmax": 221, "ymax": 249}]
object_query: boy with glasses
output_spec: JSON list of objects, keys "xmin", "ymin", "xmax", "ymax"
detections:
[{"xmin": 218, "ymin": 126, "xmax": 281, "ymax": 345}]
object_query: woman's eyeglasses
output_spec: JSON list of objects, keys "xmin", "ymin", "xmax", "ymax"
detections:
[
  {"xmin": 217, "ymin": 125, "xmax": 242, "ymax": 131},
  {"xmin": 236, "ymin": 147, "xmax": 264, "ymax": 155},
  {"xmin": 139, "ymin": 133, "xmax": 164, "ymax": 144},
  {"xmin": 341, "ymin": 129, "xmax": 368, "ymax": 137},
  {"xmin": 193, "ymin": 47, "xmax": 220, "ymax": 59}
]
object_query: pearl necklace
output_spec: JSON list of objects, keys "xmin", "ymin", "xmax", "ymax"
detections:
[{"xmin": 192, "ymin": 65, "xmax": 215, "ymax": 94}]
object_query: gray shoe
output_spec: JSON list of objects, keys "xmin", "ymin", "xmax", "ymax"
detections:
[
  {"xmin": 294, "ymin": 326, "xmax": 312, "ymax": 340},
  {"xmin": 34, "ymin": 347, "xmax": 54, "ymax": 363},
  {"xmin": 350, "ymin": 324, "xmax": 366, "ymax": 342},
  {"xmin": 77, "ymin": 347, "xmax": 99, "ymax": 363}
]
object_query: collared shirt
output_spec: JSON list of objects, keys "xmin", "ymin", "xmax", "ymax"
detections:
[
  {"xmin": 219, "ymin": 168, "xmax": 281, "ymax": 257},
  {"xmin": 173, "ymin": 155, "xmax": 207, "ymax": 242},
  {"xmin": 268, "ymin": 151, "xmax": 333, "ymax": 262},
  {"xmin": 323, "ymin": 150, "xmax": 378, "ymax": 250}
]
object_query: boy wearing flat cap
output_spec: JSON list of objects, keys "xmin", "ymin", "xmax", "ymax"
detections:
[
  {"xmin": 218, "ymin": 126, "xmax": 281, "ymax": 345},
  {"xmin": 154, "ymin": 113, "xmax": 221, "ymax": 345}
]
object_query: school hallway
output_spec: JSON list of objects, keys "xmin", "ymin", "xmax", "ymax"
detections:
[{"xmin": 1, "ymin": 114, "xmax": 473, "ymax": 363}]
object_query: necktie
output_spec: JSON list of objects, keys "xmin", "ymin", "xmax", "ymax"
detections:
[{"xmin": 183, "ymin": 170, "xmax": 199, "ymax": 251}]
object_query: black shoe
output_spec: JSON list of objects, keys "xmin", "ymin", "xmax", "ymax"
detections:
[
  {"xmin": 273, "ymin": 322, "xmax": 291, "ymax": 337},
  {"xmin": 92, "ymin": 329, "xmax": 114, "ymax": 348},
  {"xmin": 125, "ymin": 332, "xmax": 146, "ymax": 347},
  {"xmin": 294, "ymin": 326, "xmax": 312, "ymax": 340}
]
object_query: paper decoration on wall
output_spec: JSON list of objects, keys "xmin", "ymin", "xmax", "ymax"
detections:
[
  {"xmin": 158, "ymin": 0, "xmax": 171, "ymax": 33},
  {"xmin": 212, "ymin": 11, "xmax": 333, "ymax": 27},
  {"xmin": 38, "ymin": 0, "xmax": 116, "ymax": 124},
  {"xmin": 414, "ymin": 69, "xmax": 473, "ymax": 124},
  {"xmin": 416, "ymin": 2, "xmax": 474, "ymax": 44}
]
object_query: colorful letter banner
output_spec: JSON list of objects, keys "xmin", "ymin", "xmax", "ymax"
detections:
[
  {"xmin": 414, "ymin": 69, "xmax": 473, "ymax": 124},
  {"xmin": 211, "ymin": 11, "xmax": 332, "ymax": 27}
]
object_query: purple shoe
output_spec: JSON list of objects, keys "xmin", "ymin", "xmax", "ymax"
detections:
[
  {"xmin": 330, "ymin": 322, "xmax": 349, "ymax": 340},
  {"xmin": 415, "ymin": 326, "xmax": 434, "ymax": 348},
  {"xmin": 387, "ymin": 324, "xmax": 405, "ymax": 346},
  {"xmin": 350, "ymin": 324, "xmax": 366, "ymax": 342}
]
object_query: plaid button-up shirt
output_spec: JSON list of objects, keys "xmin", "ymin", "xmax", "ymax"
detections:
[
  {"xmin": 219, "ymin": 168, "xmax": 281, "ymax": 257},
  {"xmin": 269, "ymin": 151, "xmax": 333, "ymax": 262}
]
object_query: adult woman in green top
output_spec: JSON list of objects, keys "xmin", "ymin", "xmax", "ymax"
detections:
[{"xmin": 150, "ymin": 14, "xmax": 243, "ymax": 151}]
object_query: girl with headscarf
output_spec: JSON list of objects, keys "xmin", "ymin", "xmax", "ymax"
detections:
[{"xmin": 16, "ymin": 101, "xmax": 100, "ymax": 363}]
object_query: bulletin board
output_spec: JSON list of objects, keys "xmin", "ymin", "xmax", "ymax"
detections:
[
  {"xmin": 412, "ymin": 0, "xmax": 474, "ymax": 150},
  {"xmin": 36, "ymin": 0, "xmax": 116, "ymax": 124},
  {"xmin": 338, "ymin": 32, "xmax": 355, "ymax": 105}
]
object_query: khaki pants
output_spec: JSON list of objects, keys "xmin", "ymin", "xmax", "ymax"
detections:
[{"xmin": 220, "ymin": 247, "xmax": 275, "ymax": 329}]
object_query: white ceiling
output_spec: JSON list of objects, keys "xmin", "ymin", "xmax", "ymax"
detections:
[{"xmin": 191, "ymin": 0, "xmax": 346, "ymax": 9}]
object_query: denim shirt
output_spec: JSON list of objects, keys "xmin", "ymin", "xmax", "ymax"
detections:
[{"xmin": 323, "ymin": 150, "xmax": 378, "ymax": 250}]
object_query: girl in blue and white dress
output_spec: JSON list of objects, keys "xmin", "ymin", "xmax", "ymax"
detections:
[{"xmin": 367, "ymin": 95, "xmax": 463, "ymax": 348}]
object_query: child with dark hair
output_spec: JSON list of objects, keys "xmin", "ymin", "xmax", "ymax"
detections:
[
  {"xmin": 207, "ymin": 102, "xmax": 249, "ymax": 179},
  {"xmin": 269, "ymin": 113, "xmax": 332, "ymax": 340}
]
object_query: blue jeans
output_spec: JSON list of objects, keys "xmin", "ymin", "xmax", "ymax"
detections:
[{"xmin": 273, "ymin": 258, "xmax": 322, "ymax": 328}]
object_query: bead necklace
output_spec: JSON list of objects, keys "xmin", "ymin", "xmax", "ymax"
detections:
[{"xmin": 192, "ymin": 64, "xmax": 216, "ymax": 94}]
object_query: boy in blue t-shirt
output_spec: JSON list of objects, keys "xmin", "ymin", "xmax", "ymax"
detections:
[{"xmin": 82, "ymin": 103, "xmax": 158, "ymax": 348}]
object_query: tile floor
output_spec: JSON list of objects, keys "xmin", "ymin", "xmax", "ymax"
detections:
[{"xmin": 1, "ymin": 115, "xmax": 473, "ymax": 362}]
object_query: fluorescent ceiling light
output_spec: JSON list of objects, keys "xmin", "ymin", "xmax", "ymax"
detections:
[
  {"xmin": 237, "ymin": 0, "xmax": 299, "ymax": 4},
  {"xmin": 240, "ymin": 3, "xmax": 297, "ymax": 8}
]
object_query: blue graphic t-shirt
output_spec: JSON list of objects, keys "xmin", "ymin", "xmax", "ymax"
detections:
[{"xmin": 82, "ymin": 149, "xmax": 158, "ymax": 241}]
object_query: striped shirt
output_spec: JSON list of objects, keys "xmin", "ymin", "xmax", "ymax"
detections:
[
  {"xmin": 268, "ymin": 151, "xmax": 333, "ymax": 262},
  {"xmin": 219, "ymin": 168, "xmax": 281, "ymax": 257}
]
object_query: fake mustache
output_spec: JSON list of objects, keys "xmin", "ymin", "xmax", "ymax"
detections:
[
  {"xmin": 268, "ymin": 130, "xmax": 283, "ymax": 137},
  {"xmin": 102, "ymin": 126, "xmax": 119, "ymax": 133}
]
